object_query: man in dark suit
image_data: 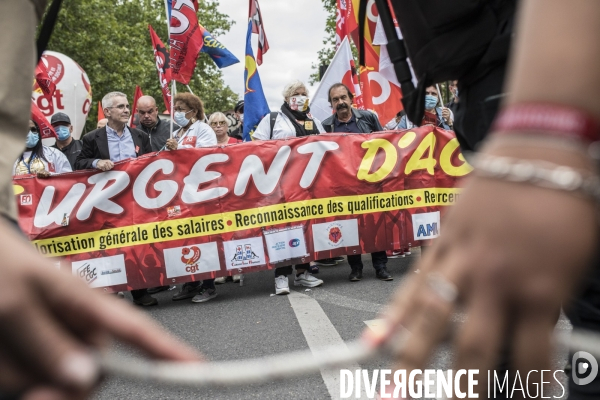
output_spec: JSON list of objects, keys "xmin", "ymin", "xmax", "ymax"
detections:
[
  {"xmin": 75, "ymin": 91, "xmax": 156, "ymax": 306},
  {"xmin": 75, "ymin": 91, "xmax": 152, "ymax": 171}
]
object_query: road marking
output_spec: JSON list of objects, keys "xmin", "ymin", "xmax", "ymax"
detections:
[{"xmin": 288, "ymin": 290, "xmax": 368, "ymax": 400}]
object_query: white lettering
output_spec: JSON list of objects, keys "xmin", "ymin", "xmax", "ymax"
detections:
[
  {"xmin": 234, "ymin": 146, "xmax": 291, "ymax": 195},
  {"xmin": 34, "ymin": 184, "xmax": 86, "ymax": 228},
  {"xmin": 363, "ymin": 369, "xmax": 379, "ymax": 399},
  {"xmin": 468, "ymin": 369, "xmax": 479, "ymax": 398},
  {"xmin": 296, "ymin": 141, "xmax": 339, "ymax": 188},
  {"xmin": 408, "ymin": 369, "xmax": 422, "ymax": 399},
  {"xmin": 340, "ymin": 369, "xmax": 352, "ymax": 398},
  {"xmin": 77, "ymin": 172, "xmax": 130, "ymax": 220},
  {"xmin": 379, "ymin": 369, "xmax": 391, "ymax": 398},
  {"xmin": 393, "ymin": 370, "xmax": 406, "ymax": 399},
  {"xmin": 437, "ymin": 370, "xmax": 453, "ymax": 398},
  {"xmin": 454, "ymin": 369, "xmax": 466, "ymax": 399},
  {"xmin": 424, "ymin": 369, "xmax": 436, "ymax": 398},
  {"xmin": 181, "ymin": 154, "xmax": 229, "ymax": 204},
  {"xmin": 133, "ymin": 159, "xmax": 178, "ymax": 209}
]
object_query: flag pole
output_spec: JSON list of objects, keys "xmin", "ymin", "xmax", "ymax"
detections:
[
  {"xmin": 165, "ymin": 0, "xmax": 175, "ymax": 138},
  {"xmin": 186, "ymin": 85, "xmax": 195, "ymax": 95}
]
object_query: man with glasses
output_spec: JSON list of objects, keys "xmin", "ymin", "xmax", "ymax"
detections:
[
  {"xmin": 75, "ymin": 92, "xmax": 152, "ymax": 172},
  {"xmin": 136, "ymin": 95, "xmax": 179, "ymax": 151},
  {"xmin": 75, "ymin": 92, "xmax": 155, "ymax": 306}
]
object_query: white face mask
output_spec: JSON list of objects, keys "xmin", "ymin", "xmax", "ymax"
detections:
[
  {"xmin": 239, "ymin": 113, "xmax": 244, "ymax": 122},
  {"xmin": 289, "ymin": 95, "xmax": 308, "ymax": 112},
  {"xmin": 174, "ymin": 110, "xmax": 192, "ymax": 127}
]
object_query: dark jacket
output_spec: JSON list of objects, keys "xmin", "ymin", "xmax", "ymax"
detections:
[
  {"xmin": 138, "ymin": 118, "xmax": 179, "ymax": 151},
  {"xmin": 321, "ymin": 108, "xmax": 383, "ymax": 133},
  {"xmin": 52, "ymin": 139, "xmax": 83, "ymax": 171},
  {"xmin": 75, "ymin": 126, "xmax": 152, "ymax": 170}
]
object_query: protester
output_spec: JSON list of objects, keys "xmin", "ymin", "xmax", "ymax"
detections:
[
  {"xmin": 384, "ymin": 110, "xmax": 405, "ymax": 130},
  {"xmin": 210, "ymin": 111, "xmax": 241, "ymax": 145},
  {"xmin": 13, "ymin": 120, "xmax": 72, "ymax": 177},
  {"xmin": 75, "ymin": 91, "xmax": 156, "ymax": 306},
  {"xmin": 136, "ymin": 95, "xmax": 179, "ymax": 151},
  {"xmin": 228, "ymin": 100, "xmax": 244, "ymax": 140},
  {"xmin": 0, "ymin": 2, "xmax": 200, "ymax": 398},
  {"xmin": 165, "ymin": 93, "xmax": 218, "ymax": 302},
  {"xmin": 397, "ymin": 85, "xmax": 453, "ymax": 130},
  {"xmin": 50, "ymin": 112, "xmax": 82, "ymax": 170},
  {"xmin": 367, "ymin": 0, "xmax": 600, "ymax": 397},
  {"xmin": 253, "ymin": 80, "xmax": 324, "ymax": 294},
  {"xmin": 97, "ymin": 118, "xmax": 107, "ymax": 129},
  {"xmin": 165, "ymin": 93, "xmax": 216, "ymax": 151},
  {"xmin": 321, "ymin": 83, "xmax": 393, "ymax": 282},
  {"xmin": 445, "ymin": 80, "xmax": 459, "ymax": 114}
]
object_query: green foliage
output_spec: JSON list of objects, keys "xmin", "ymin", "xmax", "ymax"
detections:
[
  {"xmin": 45, "ymin": 0, "xmax": 239, "ymax": 132},
  {"xmin": 309, "ymin": 0, "xmax": 336, "ymax": 85}
]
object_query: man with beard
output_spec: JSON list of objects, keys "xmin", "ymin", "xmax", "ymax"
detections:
[{"xmin": 321, "ymin": 83, "xmax": 393, "ymax": 282}]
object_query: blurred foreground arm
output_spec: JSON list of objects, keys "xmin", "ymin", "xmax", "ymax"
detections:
[{"xmin": 366, "ymin": 0, "xmax": 600, "ymax": 392}]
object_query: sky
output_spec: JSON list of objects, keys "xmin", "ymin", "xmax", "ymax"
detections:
[{"xmin": 214, "ymin": 0, "xmax": 329, "ymax": 109}]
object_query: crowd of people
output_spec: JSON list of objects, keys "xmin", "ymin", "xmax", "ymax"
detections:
[{"xmin": 17, "ymin": 79, "xmax": 444, "ymax": 305}]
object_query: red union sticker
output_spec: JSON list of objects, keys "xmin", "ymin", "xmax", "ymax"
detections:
[
  {"xmin": 167, "ymin": 205, "xmax": 181, "ymax": 218},
  {"xmin": 20, "ymin": 194, "xmax": 33, "ymax": 206}
]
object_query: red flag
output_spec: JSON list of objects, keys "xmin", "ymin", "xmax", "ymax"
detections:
[
  {"xmin": 97, "ymin": 101, "xmax": 105, "ymax": 123},
  {"xmin": 249, "ymin": 0, "xmax": 269, "ymax": 65},
  {"xmin": 130, "ymin": 86, "xmax": 144, "ymax": 128},
  {"xmin": 33, "ymin": 61, "xmax": 56, "ymax": 99},
  {"xmin": 169, "ymin": 0, "xmax": 204, "ymax": 84},
  {"xmin": 148, "ymin": 25, "xmax": 173, "ymax": 112},
  {"xmin": 31, "ymin": 100, "xmax": 56, "ymax": 139}
]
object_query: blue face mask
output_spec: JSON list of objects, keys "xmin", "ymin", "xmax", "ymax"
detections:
[
  {"xmin": 425, "ymin": 95, "xmax": 438, "ymax": 110},
  {"xmin": 26, "ymin": 131, "xmax": 39, "ymax": 148},
  {"xmin": 55, "ymin": 126, "xmax": 70, "ymax": 141}
]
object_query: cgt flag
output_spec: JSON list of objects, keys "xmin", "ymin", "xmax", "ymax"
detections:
[
  {"xmin": 199, "ymin": 24, "xmax": 239, "ymax": 69},
  {"xmin": 169, "ymin": 0, "xmax": 203, "ymax": 84},
  {"xmin": 243, "ymin": 21, "xmax": 270, "ymax": 141},
  {"xmin": 31, "ymin": 100, "xmax": 56, "ymax": 139},
  {"xmin": 149, "ymin": 25, "xmax": 173, "ymax": 112},
  {"xmin": 34, "ymin": 60, "xmax": 56, "ymax": 99}
]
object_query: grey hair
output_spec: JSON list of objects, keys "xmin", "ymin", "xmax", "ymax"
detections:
[
  {"xmin": 208, "ymin": 112, "xmax": 227, "ymax": 125},
  {"xmin": 102, "ymin": 91, "xmax": 128, "ymax": 109},
  {"xmin": 282, "ymin": 80, "xmax": 308, "ymax": 101}
]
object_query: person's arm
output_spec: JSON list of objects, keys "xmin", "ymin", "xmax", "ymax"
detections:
[
  {"xmin": 74, "ymin": 134, "xmax": 98, "ymax": 170},
  {"xmin": 251, "ymin": 114, "xmax": 271, "ymax": 141},
  {"xmin": 195, "ymin": 123, "xmax": 217, "ymax": 147},
  {"xmin": 51, "ymin": 149, "xmax": 72, "ymax": 174},
  {"xmin": 368, "ymin": 0, "xmax": 600, "ymax": 393}
]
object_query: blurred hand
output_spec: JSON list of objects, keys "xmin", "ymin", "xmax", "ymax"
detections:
[
  {"xmin": 36, "ymin": 170, "xmax": 51, "ymax": 179},
  {"xmin": 0, "ymin": 218, "xmax": 201, "ymax": 399},
  {"xmin": 165, "ymin": 138, "xmax": 179, "ymax": 151},
  {"xmin": 96, "ymin": 160, "xmax": 114, "ymax": 171},
  {"xmin": 441, "ymin": 107, "xmax": 452, "ymax": 124},
  {"xmin": 365, "ymin": 140, "xmax": 599, "ymax": 395}
]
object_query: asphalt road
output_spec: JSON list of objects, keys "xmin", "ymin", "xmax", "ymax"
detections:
[{"xmin": 92, "ymin": 249, "xmax": 571, "ymax": 400}]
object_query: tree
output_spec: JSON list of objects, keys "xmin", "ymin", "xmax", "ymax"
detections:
[
  {"xmin": 309, "ymin": 0, "xmax": 336, "ymax": 85},
  {"xmin": 45, "ymin": 0, "xmax": 239, "ymax": 132}
]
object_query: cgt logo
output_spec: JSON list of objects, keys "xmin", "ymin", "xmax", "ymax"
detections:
[
  {"xmin": 289, "ymin": 238, "xmax": 300, "ymax": 248},
  {"xmin": 181, "ymin": 246, "xmax": 201, "ymax": 274},
  {"xmin": 573, "ymin": 351, "xmax": 599, "ymax": 385}
]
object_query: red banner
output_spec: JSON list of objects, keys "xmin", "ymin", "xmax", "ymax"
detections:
[
  {"xmin": 148, "ymin": 25, "xmax": 173, "ymax": 112},
  {"xmin": 169, "ymin": 0, "xmax": 203, "ymax": 84},
  {"xmin": 14, "ymin": 128, "xmax": 471, "ymax": 292}
]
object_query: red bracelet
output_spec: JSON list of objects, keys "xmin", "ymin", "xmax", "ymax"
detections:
[{"xmin": 492, "ymin": 103, "xmax": 600, "ymax": 143}]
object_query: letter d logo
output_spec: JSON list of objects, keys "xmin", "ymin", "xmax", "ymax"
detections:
[{"xmin": 573, "ymin": 351, "xmax": 598, "ymax": 385}]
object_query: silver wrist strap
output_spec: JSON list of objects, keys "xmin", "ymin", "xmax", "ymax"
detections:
[{"xmin": 469, "ymin": 153, "xmax": 600, "ymax": 202}]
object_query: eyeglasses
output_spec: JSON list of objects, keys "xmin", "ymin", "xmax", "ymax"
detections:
[
  {"xmin": 210, "ymin": 121, "xmax": 227, "ymax": 127},
  {"xmin": 108, "ymin": 104, "xmax": 130, "ymax": 110}
]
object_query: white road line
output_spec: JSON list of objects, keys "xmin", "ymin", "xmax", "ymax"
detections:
[{"xmin": 288, "ymin": 290, "xmax": 369, "ymax": 400}]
